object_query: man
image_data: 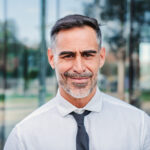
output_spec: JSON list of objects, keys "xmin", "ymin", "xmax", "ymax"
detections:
[{"xmin": 4, "ymin": 14, "xmax": 150, "ymax": 150}]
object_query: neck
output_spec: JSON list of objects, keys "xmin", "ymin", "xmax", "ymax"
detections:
[{"xmin": 59, "ymin": 87, "xmax": 97, "ymax": 108}]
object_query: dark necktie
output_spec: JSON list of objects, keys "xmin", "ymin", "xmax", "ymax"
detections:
[{"xmin": 71, "ymin": 110, "xmax": 91, "ymax": 150}]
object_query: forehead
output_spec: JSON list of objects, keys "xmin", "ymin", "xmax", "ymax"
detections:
[{"xmin": 55, "ymin": 26, "xmax": 99, "ymax": 51}]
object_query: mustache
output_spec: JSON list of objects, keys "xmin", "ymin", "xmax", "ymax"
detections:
[{"xmin": 64, "ymin": 72, "xmax": 93, "ymax": 78}]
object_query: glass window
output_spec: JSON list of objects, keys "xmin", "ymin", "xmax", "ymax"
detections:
[{"xmin": 0, "ymin": 0, "xmax": 150, "ymax": 149}]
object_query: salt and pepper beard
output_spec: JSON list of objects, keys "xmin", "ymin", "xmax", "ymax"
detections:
[{"xmin": 55, "ymin": 69, "xmax": 98, "ymax": 99}]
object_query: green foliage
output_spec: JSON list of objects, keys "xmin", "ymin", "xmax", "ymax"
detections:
[
  {"xmin": 28, "ymin": 69, "xmax": 38, "ymax": 79},
  {"xmin": 47, "ymin": 65, "xmax": 54, "ymax": 77},
  {"xmin": 0, "ymin": 93, "xmax": 53, "ymax": 103},
  {"xmin": 0, "ymin": 94, "xmax": 4, "ymax": 102},
  {"xmin": 84, "ymin": 0, "xmax": 150, "ymax": 52},
  {"xmin": 141, "ymin": 91, "xmax": 150, "ymax": 101}
]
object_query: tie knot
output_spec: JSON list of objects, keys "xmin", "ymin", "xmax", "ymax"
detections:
[{"xmin": 71, "ymin": 110, "xmax": 91, "ymax": 126}]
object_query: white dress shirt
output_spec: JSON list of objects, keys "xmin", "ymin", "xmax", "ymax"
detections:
[{"xmin": 4, "ymin": 88, "xmax": 150, "ymax": 150}]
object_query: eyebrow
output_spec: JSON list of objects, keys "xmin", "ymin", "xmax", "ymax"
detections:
[
  {"xmin": 59, "ymin": 50, "xmax": 97, "ymax": 56},
  {"xmin": 81, "ymin": 50, "xmax": 97, "ymax": 54},
  {"xmin": 59, "ymin": 51, "xmax": 75, "ymax": 56}
]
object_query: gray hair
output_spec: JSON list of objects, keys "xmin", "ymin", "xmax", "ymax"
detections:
[{"xmin": 50, "ymin": 14, "xmax": 102, "ymax": 51}]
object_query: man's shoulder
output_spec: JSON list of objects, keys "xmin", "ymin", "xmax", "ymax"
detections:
[
  {"xmin": 100, "ymin": 92, "xmax": 150, "ymax": 129},
  {"xmin": 101, "ymin": 92, "xmax": 145, "ymax": 116},
  {"xmin": 5, "ymin": 96, "xmax": 60, "ymax": 148},
  {"xmin": 16, "ymin": 96, "xmax": 58, "ymax": 128}
]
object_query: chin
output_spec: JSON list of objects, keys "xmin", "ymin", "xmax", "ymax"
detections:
[
  {"xmin": 69, "ymin": 91, "xmax": 90, "ymax": 99},
  {"xmin": 66, "ymin": 86, "xmax": 92, "ymax": 99}
]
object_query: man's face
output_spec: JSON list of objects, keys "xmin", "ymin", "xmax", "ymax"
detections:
[{"xmin": 48, "ymin": 26, "xmax": 105, "ymax": 99}]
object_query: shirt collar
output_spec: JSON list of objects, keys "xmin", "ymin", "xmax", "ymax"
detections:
[{"xmin": 56, "ymin": 87, "xmax": 103, "ymax": 117}]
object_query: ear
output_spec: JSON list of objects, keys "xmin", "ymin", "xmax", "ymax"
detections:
[
  {"xmin": 47, "ymin": 48, "xmax": 55, "ymax": 69},
  {"xmin": 99, "ymin": 47, "xmax": 106, "ymax": 68}
]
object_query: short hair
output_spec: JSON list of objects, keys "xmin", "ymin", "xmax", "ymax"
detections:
[{"xmin": 50, "ymin": 14, "xmax": 102, "ymax": 50}]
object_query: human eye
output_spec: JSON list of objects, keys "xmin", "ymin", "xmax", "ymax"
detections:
[
  {"xmin": 82, "ymin": 53, "xmax": 94, "ymax": 57},
  {"xmin": 64, "ymin": 54, "xmax": 73, "ymax": 58},
  {"xmin": 82, "ymin": 50, "xmax": 97, "ymax": 58},
  {"xmin": 62, "ymin": 55, "xmax": 73, "ymax": 59},
  {"xmin": 59, "ymin": 51, "xmax": 75, "ymax": 59}
]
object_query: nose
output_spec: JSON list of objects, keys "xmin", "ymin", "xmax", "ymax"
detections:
[{"xmin": 73, "ymin": 55, "xmax": 86, "ymax": 73}]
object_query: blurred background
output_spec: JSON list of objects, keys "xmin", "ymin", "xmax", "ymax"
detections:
[{"xmin": 0, "ymin": 0, "xmax": 150, "ymax": 149}]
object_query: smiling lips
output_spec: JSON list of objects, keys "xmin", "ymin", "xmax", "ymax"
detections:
[
  {"xmin": 69, "ymin": 77, "xmax": 89, "ymax": 84},
  {"xmin": 64, "ymin": 72, "xmax": 92, "ymax": 84}
]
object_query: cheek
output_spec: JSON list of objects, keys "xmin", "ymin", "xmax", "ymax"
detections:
[
  {"xmin": 86, "ymin": 60, "xmax": 100, "ymax": 73},
  {"xmin": 56, "ymin": 62, "xmax": 72, "ymax": 74}
]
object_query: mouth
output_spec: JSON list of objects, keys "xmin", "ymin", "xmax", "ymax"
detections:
[
  {"xmin": 64, "ymin": 72, "xmax": 93, "ymax": 84},
  {"xmin": 69, "ymin": 77, "xmax": 89, "ymax": 83}
]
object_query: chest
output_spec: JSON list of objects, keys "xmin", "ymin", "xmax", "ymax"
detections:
[{"xmin": 23, "ymin": 115, "xmax": 141, "ymax": 150}]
